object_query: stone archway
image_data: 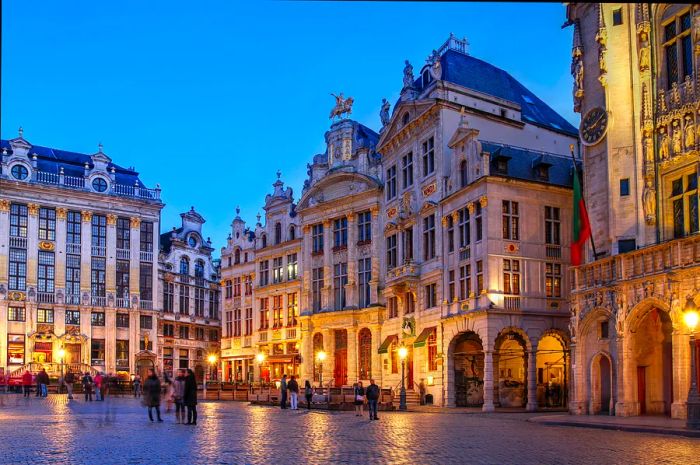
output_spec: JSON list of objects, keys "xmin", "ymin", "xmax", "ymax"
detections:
[
  {"xmin": 537, "ymin": 331, "xmax": 569, "ymax": 409},
  {"xmin": 450, "ymin": 331, "xmax": 484, "ymax": 407},
  {"xmin": 494, "ymin": 329, "xmax": 530, "ymax": 408},
  {"xmin": 589, "ymin": 352, "xmax": 614, "ymax": 415}
]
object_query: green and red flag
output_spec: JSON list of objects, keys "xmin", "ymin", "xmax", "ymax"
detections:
[{"xmin": 571, "ymin": 164, "xmax": 591, "ymax": 266}]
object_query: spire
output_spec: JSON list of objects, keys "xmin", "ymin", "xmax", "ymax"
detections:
[
  {"xmin": 256, "ymin": 212, "xmax": 261, "ymax": 226},
  {"xmin": 98, "ymin": 142, "xmax": 103, "ymax": 153},
  {"xmin": 18, "ymin": 126, "xmax": 23, "ymax": 138}
]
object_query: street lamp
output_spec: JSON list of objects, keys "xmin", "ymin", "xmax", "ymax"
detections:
[
  {"xmin": 398, "ymin": 345, "xmax": 408, "ymax": 411},
  {"xmin": 316, "ymin": 350, "xmax": 326, "ymax": 388},
  {"xmin": 57, "ymin": 347, "xmax": 66, "ymax": 395},
  {"xmin": 204, "ymin": 353, "xmax": 217, "ymax": 398},
  {"xmin": 684, "ymin": 295, "xmax": 700, "ymax": 429},
  {"xmin": 256, "ymin": 352, "xmax": 266, "ymax": 387}
]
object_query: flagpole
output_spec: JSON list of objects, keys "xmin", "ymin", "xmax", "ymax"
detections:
[{"xmin": 570, "ymin": 144, "xmax": 598, "ymax": 261}]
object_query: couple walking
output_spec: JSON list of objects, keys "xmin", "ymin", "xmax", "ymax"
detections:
[{"xmin": 143, "ymin": 368, "xmax": 198, "ymax": 424}]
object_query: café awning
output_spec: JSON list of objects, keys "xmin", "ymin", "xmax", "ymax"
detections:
[
  {"xmin": 266, "ymin": 354, "xmax": 301, "ymax": 363},
  {"xmin": 413, "ymin": 327, "xmax": 435, "ymax": 348},
  {"xmin": 378, "ymin": 335, "xmax": 398, "ymax": 354}
]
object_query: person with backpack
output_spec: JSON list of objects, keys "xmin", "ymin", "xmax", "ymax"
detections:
[
  {"xmin": 82, "ymin": 372, "xmax": 94, "ymax": 402},
  {"xmin": 365, "ymin": 378, "xmax": 380, "ymax": 420},
  {"xmin": 64, "ymin": 370, "xmax": 75, "ymax": 400},
  {"xmin": 287, "ymin": 375, "xmax": 299, "ymax": 410}
]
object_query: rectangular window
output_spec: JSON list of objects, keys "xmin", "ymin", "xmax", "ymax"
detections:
[
  {"xmin": 244, "ymin": 275, "xmax": 252, "ymax": 296},
  {"xmin": 386, "ymin": 234, "xmax": 397, "ymax": 269},
  {"xmin": 179, "ymin": 284, "xmax": 190, "ymax": 314},
  {"xmin": 427, "ymin": 328, "xmax": 438, "ymax": 371},
  {"xmin": 600, "ymin": 321, "xmax": 610, "ymax": 339},
  {"xmin": 91, "ymin": 339, "xmax": 105, "ymax": 366},
  {"xmin": 37, "ymin": 308, "xmax": 54, "ymax": 324},
  {"xmin": 163, "ymin": 323, "xmax": 174, "ymax": 337},
  {"xmin": 209, "ymin": 290, "xmax": 219, "ymax": 319},
  {"xmin": 402, "ymin": 152, "xmax": 414, "ymax": 188},
  {"xmin": 140, "ymin": 315, "xmax": 153, "ymax": 329},
  {"xmin": 620, "ymin": 178, "xmax": 630, "ymax": 197},
  {"xmin": 259, "ymin": 297, "xmax": 269, "ymax": 330},
  {"xmin": 312, "ymin": 224, "xmax": 324, "ymax": 253},
  {"xmin": 194, "ymin": 287, "xmax": 205, "ymax": 317},
  {"xmin": 37, "ymin": 251, "xmax": 55, "ymax": 294},
  {"xmin": 545, "ymin": 262, "xmax": 562, "ymax": 298},
  {"xmin": 10, "ymin": 203, "xmax": 28, "ymax": 238},
  {"xmin": 475, "ymin": 202, "xmax": 483, "ymax": 241},
  {"xmin": 273, "ymin": 257, "xmax": 284, "ymax": 283},
  {"xmin": 388, "ymin": 296, "xmax": 399, "ymax": 319},
  {"xmin": 272, "ymin": 295, "xmax": 283, "ymax": 328},
  {"xmin": 140, "ymin": 263, "xmax": 153, "ymax": 302},
  {"xmin": 116, "ymin": 260, "xmax": 129, "ymax": 301},
  {"xmin": 116, "ymin": 313, "xmax": 130, "ymax": 328},
  {"xmin": 446, "ymin": 216, "xmax": 454, "ymax": 253},
  {"xmin": 544, "ymin": 206, "xmax": 561, "ymax": 245},
  {"xmin": 140, "ymin": 221, "xmax": 154, "ymax": 253},
  {"xmin": 458, "ymin": 207, "xmax": 470, "ymax": 248},
  {"xmin": 459, "ymin": 264, "xmax": 471, "ymax": 300},
  {"xmin": 612, "ymin": 8, "xmax": 622, "ymax": 26},
  {"xmin": 38, "ymin": 207, "xmax": 56, "ymax": 241},
  {"xmin": 67, "ymin": 210, "xmax": 82, "ymax": 244},
  {"xmin": 423, "ymin": 214, "xmax": 436, "ymax": 260},
  {"xmin": 405, "ymin": 291, "xmax": 415, "ymax": 314},
  {"xmin": 670, "ymin": 171, "xmax": 699, "ymax": 238},
  {"xmin": 163, "ymin": 282, "xmax": 174, "ymax": 313},
  {"xmin": 402, "ymin": 226, "xmax": 414, "ymax": 262},
  {"xmin": 312, "ymin": 268, "xmax": 324, "ymax": 312},
  {"xmin": 357, "ymin": 211, "xmax": 372, "ymax": 243},
  {"xmin": 116, "ymin": 217, "xmax": 130, "ymax": 249},
  {"xmin": 230, "ymin": 278, "xmax": 238, "ymax": 298},
  {"xmin": 91, "ymin": 214, "xmax": 107, "ymax": 248},
  {"xmin": 386, "ymin": 165, "xmax": 397, "ymax": 200},
  {"xmin": 425, "ymin": 283, "xmax": 437, "ymax": 309},
  {"xmin": 179, "ymin": 326, "xmax": 190, "ymax": 340},
  {"xmin": 334, "ymin": 262, "xmax": 348, "ymax": 308},
  {"xmin": 225, "ymin": 310, "xmax": 233, "ymax": 337},
  {"xmin": 503, "ymin": 259, "xmax": 521, "ymax": 295},
  {"xmin": 358, "ymin": 257, "xmax": 371, "ymax": 308},
  {"xmin": 448, "ymin": 270, "xmax": 455, "ymax": 302},
  {"xmin": 476, "ymin": 260, "xmax": 484, "ymax": 294},
  {"xmin": 91, "ymin": 257, "xmax": 106, "ymax": 298},
  {"xmin": 178, "ymin": 348, "xmax": 189, "ymax": 368},
  {"xmin": 422, "ymin": 137, "xmax": 435, "ymax": 176},
  {"xmin": 210, "ymin": 329, "xmax": 219, "ymax": 342},
  {"xmin": 287, "ymin": 253, "xmax": 298, "ymax": 280},
  {"xmin": 65, "ymin": 310, "xmax": 80, "ymax": 326},
  {"xmin": 333, "ymin": 217, "xmax": 348, "ymax": 248},
  {"xmin": 8, "ymin": 306, "xmax": 26, "ymax": 322},
  {"xmin": 116, "ymin": 340, "xmax": 129, "ymax": 370},
  {"xmin": 8, "ymin": 248, "xmax": 27, "ymax": 291},
  {"xmin": 91, "ymin": 312, "xmax": 105, "ymax": 326},
  {"xmin": 245, "ymin": 307, "xmax": 253, "ymax": 336},
  {"xmin": 287, "ymin": 293, "xmax": 298, "ymax": 326},
  {"xmin": 195, "ymin": 327, "xmax": 205, "ymax": 341},
  {"xmin": 259, "ymin": 260, "xmax": 269, "ymax": 286},
  {"xmin": 502, "ymin": 200, "xmax": 520, "ymax": 240},
  {"xmin": 66, "ymin": 254, "xmax": 81, "ymax": 302},
  {"xmin": 7, "ymin": 334, "xmax": 25, "ymax": 365}
]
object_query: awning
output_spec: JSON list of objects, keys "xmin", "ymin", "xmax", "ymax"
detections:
[
  {"xmin": 413, "ymin": 327, "xmax": 435, "ymax": 348},
  {"xmin": 266, "ymin": 354, "xmax": 300, "ymax": 363},
  {"xmin": 378, "ymin": 335, "xmax": 398, "ymax": 354}
]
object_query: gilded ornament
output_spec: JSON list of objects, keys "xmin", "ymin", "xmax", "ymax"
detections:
[
  {"xmin": 479, "ymin": 196, "xmax": 488, "ymax": 208},
  {"xmin": 0, "ymin": 199, "xmax": 10, "ymax": 212},
  {"xmin": 639, "ymin": 46, "xmax": 650, "ymax": 72},
  {"xmin": 684, "ymin": 115, "xmax": 695, "ymax": 149},
  {"xmin": 28, "ymin": 203, "xmax": 39, "ymax": 216},
  {"xmin": 38, "ymin": 241, "xmax": 55, "ymax": 251},
  {"xmin": 107, "ymin": 214, "xmax": 117, "ymax": 226},
  {"xmin": 9, "ymin": 291, "xmax": 26, "ymax": 301},
  {"xmin": 672, "ymin": 120, "xmax": 682, "ymax": 154},
  {"xmin": 130, "ymin": 217, "xmax": 141, "ymax": 228},
  {"xmin": 467, "ymin": 202, "xmax": 475, "ymax": 215},
  {"xmin": 658, "ymin": 127, "xmax": 670, "ymax": 160},
  {"xmin": 81, "ymin": 210, "xmax": 93, "ymax": 222},
  {"xmin": 642, "ymin": 178, "xmax": 656, "ymax": 225},
  {"xmin": 56, "ymin": 208, "xmax": 67, "ymax": 220}
]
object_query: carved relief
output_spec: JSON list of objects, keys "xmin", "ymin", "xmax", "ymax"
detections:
[
  {"xmin": 81, "ymin": 210, "xmax": 93, "ymax": 222},
  {"xmin": 672, "ymin": 120, "xmax": 682, "ymax": 154},
  {"xmin": 56, "ymin": 208, "xmax": 67, "ymax": 220},
  {"xmin": 658, "ymin": 126, "xmax": 670, "ymax": 160},
  {"xmin": 684, "ymin": 114, "xmax": 696, "ymax": 149},
  {"xmin": 39, "ymin": 241, "xmax": 55, "ymax": 251},
  {"xmin": 571, "ymin": 20, "xmax": 584, "ymax": 113},
  {"xmin": 479, "ymin": 196, "xmax": 488, "ymax": 208},
  {"xmin": 130, "ymin": 217, "xmax": 141, "ymax": 228},
  {"xmin": 642, "ymin": 177, "xmax": 656, "ymax": 225},
  {"xmin": 0, "ymin": 199, "xmax": 9, "ymax": 212},
  {"xmin": 28, "ymin": 203, "xmax": 39, "ymax": 216},
  {"xmin": 107, "ymin": 214, "xmax": 117, "ymax": 226}
]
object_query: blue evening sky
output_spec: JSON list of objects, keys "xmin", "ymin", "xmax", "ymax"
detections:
[{"xmin": 2, "ymin": 1, "xmax": 575, "ymax": 252}]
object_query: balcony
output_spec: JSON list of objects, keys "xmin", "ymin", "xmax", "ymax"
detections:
[
  {"xmin": 9, "ymin": 236, "xmax": 27, "ymax": 249},
  {"xmin": 140, "ymin": 251, "xmax": 153, "ymax": 262},
  {"xmin": 30, "ymin": 170, "xmax": 161, "ymax": 201},
  {"xmin": 258, "ymin": 331, "xmax": 268, "ymax": 343},
  {"xmin": 504, "ymin": 295, "xmax": 521, "ymax": 311},
  {"xmin": 116, "ymin": 248, "xmax": 130, "ymax": 260},
  {"xmin": 459, "ymin": 247, "xmax": 470, "ymax": 262},
  {"xmin": 91, "ymin": 245, "xmax": 106, "ymax": 257},
  {"xmin": 91, "ymin": 296, "xmax": 107, "ymax": 307},
  {"xmin": 286, "ymin": 327, "xmax": 297, "ymax": 340},
  {"xmin": 37, "ymin": 292, "xmax": 55, "ymax": 304},
  {"xmin": 140, "ymin": 300, "xmax": 153, "ymax": 310},
  {"xmin": 116, "ymin": 297, "xmax": 130, "ymax": 308},
  {"xmin": 66, "ymin": 242, "xmax": 81, "ymax": 255},
  {"xmin": 65, "ymin": 294, "xmax": 81, "ymax": 305},
  {"xmin": 386, "ymin": 260, "xmax": 420, "ymax": 286},
  {"xmin": 546, "ymin": 245, "xmax": 562, "ymax": 259}
]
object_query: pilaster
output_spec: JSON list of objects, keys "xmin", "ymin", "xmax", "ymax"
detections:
[
  {"xmin": 526, "ymin": 348, "xmax": 538, "ymax": 411},
  {"xmin": 26, "ymin": 203, "xmax": 39, "ymax": 287},
  {"xmin": 55, "ymin": 208, "xmax": 67, "ymax": 290},
  {"xmin": 80, "ymin": 212, "xmax": 92, "ymax": 294},
  {"xmin": 482, "ymin": 349, "xmax": 495, "ymax": 412}
]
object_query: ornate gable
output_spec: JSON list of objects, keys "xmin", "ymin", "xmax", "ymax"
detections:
[
  {"xmin": 377, "ymin": 99, "xmax": 438, "ymax": 155},
  {"xmin": 297, "ymin": 171, "xmax": 381, "ymax": 211}
]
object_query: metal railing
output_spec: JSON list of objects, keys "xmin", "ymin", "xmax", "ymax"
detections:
[
  {"xmin": 116, "ymin": 248, "xmax": 130, "ymax": 260},
  {"xmin": 37, "ymin": 292, "xmax": 55, "ymax": 304},
  {"xmin": 9, "ymin": 236, "xmax": 27, "ymax": 248},
  {"xmin": 91, "ymin": 245, "xmax": 106, "ymax": 257},
  {"xmin": 286, "ymin": 328, "xmax": 297, "ymax": 339},
  {"xmin": 504, "ymin": 296, "xmax": 521, "ymax": 311},
  {"xmin": 459, "ymin": 247, "xmax": 471, "ymax": 262},
  {"xmin": 27, "ymin": 170, "xmax": 161, "ymax": 201},
  {"xmin": 140, "ymin": 300, "xmax": 153, "ymax": 310},
  {"xmin": 140, "ymin": 251, "xmax": 153, "ymax": 262},
  {"xmin": 91, "ymin": 295, "xmax": 107, "ymax": 307},
  {"xmin": 546, "ymin": 245, "xmax": 562, "ymax": 259},
  {"xmin": 66, "ymin": 243, "xmax": 81, "ymax": 254},
  {"xmin": 65, "ymin": 294, "xmax": 81, "ymax": 305},
  {"xmin": 116, "ymin": 297, "xmax": 129, "ymax": 308}
]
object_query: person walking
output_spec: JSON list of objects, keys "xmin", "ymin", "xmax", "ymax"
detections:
[
  {"xmin": 143, "ymin": 368, "xmax": 163, "ymax": 422},
  {"xmin": 94, "ymin": 372, "xmax": 103, "ymax": 401},
  {"xmin": 173, "ymin": 369, "xmax": 186, "ymax": 424},
  {"xmin": 133, "ymin": 374, "xmax": 142, "ymax": 398},
  {"xmin": 164, "ymin": 373, "xmax": 174, "ymax": 413},
  {"xmin": 184, "ymin": 368, "xmax": 198, "ymax": 425},
  {"xmin": 287, "ymin": 375, "xmax": 299, "ymax": 410},
  {"xmin": 366, "ymin": 378, "xmax": 380, "ymax": 421},
  {"xmin": 64, "ymin": 370, "xmax": 75, "ymax": 400},
  {"xmin": 22, "ymin": 370, "xmax": 33, "ymax": 397},
  {"xmin": 354, "ymin": 381, "xmax": 366, "ymax": 417},
  {"xmin": 37, "ymin": 369, "xmax": 49, "ymax": 397},
  {"xmin": 82, "ymin": 372, "xmax": 94, "ymax": 402},
  {"xmin": 304, "ymin": 380, "xmax": 313, "ymax": 410}
]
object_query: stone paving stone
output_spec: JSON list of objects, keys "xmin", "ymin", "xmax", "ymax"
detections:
[{"xmin": 0, "ymin": 394, "xmax": 699, "ymax": 465}]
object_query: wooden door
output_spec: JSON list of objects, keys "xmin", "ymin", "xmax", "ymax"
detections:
[
  {"xmin": 637, "ymin": 366, "xmax": 646, "ymax": 415},
  {"xmin": 66, "ymin": 344, "xmax": 81, "ymax": 365},
  {"xmin": 334, "ymin": 329, "xmax": 348, "ymax": 386}
]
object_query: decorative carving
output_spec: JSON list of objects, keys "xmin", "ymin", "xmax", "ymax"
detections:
[
  {"xmin": 642, "ymin": 177, "xmax": 656, "ymax": 225},
  {"xmin": 28, "ymin": 203, "xmax": 39, "ymax": 216},
  {"xmin": 0, "ymin": 199, "xmax": 10, "ymax": 212},
  {"xmin": 467, "ymin": 202, "xmax": 475, "ymax": 215},
  {"xmin": 639, "ymin": 46, "xmax": 650, "ymax": 72},
  {"xmin": 329, "ymin": 93, "xmax": 354, "ymax": 120},
  {"xmin": 504, "ymin": 243, "xmax": 519, "ymax": 254},
  {"xmin": 8, "ymin": 291, "xmax": 26, "ymax": 301},
  {"xmin": 685, "ymin": 115, "xmax": 695, "ymax": 149},
  {"xmin": 130, "ymin": 217, "xmax": 141, "ymax": 228},
  {"xmin": 56, "ymin": 208, "xmax": 67, "ymax": 220},
  {"xmin": 659, "ymin": 126, "xmax": 670, "ymax": 160},
  {"xmin": 595, "ymin": 5, "xmax": 607, "ymax": 87},
  {"xmin": 421, "ymin": 182, "xmax": 437, "ymax": 197},
  {"xmin": 643, "ymin": 128, "xmax": 654, "ymax": 165},
  {"xmin": 380, "ymin": 98, "xmax": 391, "ymax": 127},
  {"xmin": 39, "ymin": 241, "xmax": 55, "ymax": 251},
  {"xmin": 81, "ymin": 210, "xmax": 93, "ymax": 222},
  {"xmin": 672, "ymin": 120, "xmax": 682, "ymax": 154},
  {"xmin": 107, "ymin": 214, "xmax": 117, "ymax": 226},
  {"xmin": 370, "ymin": 205, "xmax": 380, "ymax": 217},
  {"xmin": 479, "ymin": 196, "xmax": 488, "ymax": 208},
  {"xmin": 386, "ymin": 207, "xmax": 397, "ymax": 219},
  {"xmin": 403, "ymin": 60, "xmax": 414, "ymax": 89}
]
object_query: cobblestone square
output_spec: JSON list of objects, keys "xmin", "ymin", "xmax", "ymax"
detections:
[{"xmin": 1, "ymin": 395, "xmax": 699, "ymax": 465}]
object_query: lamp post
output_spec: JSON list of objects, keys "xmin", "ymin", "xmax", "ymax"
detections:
[
  {"xmin": 256, "ymin": 352, "xmax": 266, "ymax": 388},
  {"xmin": 57, "ymin": 347, "xmax": 66, "ymax": 395},
  {"xmin": 398, "ymin": 346, "xmax": 408, "ymax": 411},
  {"xmin": 316, "ymin": 351, "xmax": 326, "ymax": 388},
  {"xmin": 684, "ymin": 295, "xmax": 700, "ymax": 429},
  {"xmin": 204, "ymin": 353, "xmax": 217, "ymax": 398}
]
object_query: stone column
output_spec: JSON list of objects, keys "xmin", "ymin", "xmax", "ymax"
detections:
[
  {"xmin": 482, "ymin": 349, "xmax": 496, "ymax": 412},
  {"xmin": 129, "ymin": 217, "xmax": 141, "ymax": 307},
  {"xmin": 346, "ymin": 213, "xmax": 356, "ymax": 307},
  {"xmin": 300, "ymin": 316, "xmax": 314, "ymax": 381},
  {"xmin": 347, "ymin": 325, "xmax": 358, "ymax": 383},
  {"xmin": 369, "ymin": 206, "xmax": 381, "ymax": 305},
  {"xmin": 616, "ymin": 335, "xmax": 635, "ymax": 416},
  {"xmin": 55, "ymin": 208, "xmax": 67, "ymax": 295},
  {"xmin": 322, "ymin": 220, "xmax": 332, "ymax": 310},
  {"xmin": 301, "ymin": 225, "xmax": 312, "ymax": 312},
  {"xmin": 526, "ymin": 346, "xmax": 538, "ymax": 411},
  {"xmin": 26, "ymin": 203, "xmax": 40, "ymax": 289},
  {"xmin": 80, "ymin": 211, "xmax": 93, "ymax": 299},
  {"xmin": 370, "ymin": 323, "xmax": 382, "ymax": 385},
  {"xmin": 671, "ymin": 330, "xmax": 690, "ymax": 419},
  {"xmin": 323, "ymin": 328, "xmax": 333, "ymax": 387},
  {"xmin": 0, "ymin": 200, "xmax": 10, "ymax": 290},
  {"xmin": 105, "ymin": 308, "xmax": 117, "ymax": 373}
]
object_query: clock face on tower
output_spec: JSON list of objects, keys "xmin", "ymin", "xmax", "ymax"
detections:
[
  {"xmin": 580, "ymin": 107, "xmax": 609, "ymax": 146},
  {"xmin": 188, "ymin": 236, "xmax": 197, "ymax": 248}
]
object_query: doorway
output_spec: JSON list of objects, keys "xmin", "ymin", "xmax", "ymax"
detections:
[
  {"xmin": 406, "ymin": 347, "xmax": 414, "ymax": 390},
  {"xmin": 452, "ymin": 332, "xmax": 484, "ymax": 407},
  {"xmin": 631, "ymin": 308, "xmax": 672, "ymax": 416},
  {"xmin": 334, "ymin": 329, "xmax": 348, "ymax": 387},
  {"xmin": 599, "ymin": 355, "xmax": 611, "ymax": 414},
  {"xmin": 65, "ymin": 343, "xmax": 81, "ymax": 365}
]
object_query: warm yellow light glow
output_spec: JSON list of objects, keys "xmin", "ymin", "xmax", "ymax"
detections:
[
  {"xmin": 684, "ymin": 309, "xmax": 699, "ymax": 332},
  {"xmin": 427, "ymin": 375, "xmax": 434, "ymax": 386},
  {"xmin": 256, "ymin": 353, "xmax": 266, "ymax": 363},
  {"xmin": 316, "ymin": 351, "xmax": 326, "ymax": 362},
  {"xmin": 275, "ymin": 381, "xmax": 281, "ymax": 389},
  {"xmin": 398, "ymin": 346, "xmax": 408, "ymax": 360},
  {"xmin": 208, "ymin": 354, "xmax": 217, "ymax": 365},
  {"xmin": 57, "ymin": 348, "xmax": 66, "ymax": 360}
]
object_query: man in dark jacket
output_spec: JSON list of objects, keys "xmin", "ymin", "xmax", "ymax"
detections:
[
  {"xmin": 183, "ymin": 369, "xmax": 198, "ymax": 425},
  {"xmin": 365, "ymin": 379, "xmax": 380, "ymax": 420},
  {"xmin": 279, "ymin": 374, "xmax": 288, "ymax": 409},
  {"xmin": 36, "ymin": 369, "xmax": 49, "ymax": 397},
  {"xmin": 143, "ymin": 368, "xmax": 163, "ymax": 422},
  {"xmin": 287, "ymin": 376, "xmax": 299, "ymax": 410},
  {"xmin": 64, "ymin": 370, "xmax": 76, "ymax": 399},
  {"xmin": 82, "ymin": 372, "xmax": 93, "ymax": 401}
]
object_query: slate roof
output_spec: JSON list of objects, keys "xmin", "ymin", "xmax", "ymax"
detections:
[
  {"xmin": 481, "ymin": 141, "xmax": 580, "ymax": 188},
  {"xmin": 159, "ymin": 228, "xmax": 183, "ymax": 254},
  {"xmin": 1, "ymin": 139, "xmax": 148, "ymax": 188},
  {"xmin": 412, "ymin": 49, "xmax": 577, "ymax": 137}
]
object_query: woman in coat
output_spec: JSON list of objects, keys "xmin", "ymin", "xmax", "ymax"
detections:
[
  {"xmin": 183, "ymin": 368, "xmax": 198, "ymax": 425},
  {"xmin": 143, "ymin": 368, "xmax": 163, "ymax": 422}
]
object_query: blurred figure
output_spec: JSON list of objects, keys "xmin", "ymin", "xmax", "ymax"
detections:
[
  {"xmin": 287, "ymin": 375, "xmax": 299, "ymax": 410},
  {"xmin": 184, "ymin": 369, "xmax": 198, "ymax": 425},
  {"xmin": 354, "ymin": 381, "xmax": 365, "ymax": 417},
  {"xmin": 279, "ymin": 374, "xmax": 288, "ymax": 410},
  {"xmin": 173, "ymin": 369, "xmax": 186, "ymax": 424},
  {"xmin": 82, "ymin": 372, "xmax": 94, "ymax": 402},
  {"xmin": 64, "ymin": 370, "xmax": 75, "ymax": 400},
  {"xmin": 164, "ymin": 373, "xmax": 174, "ymax": 413},
  {"xmin": 132, "ymin": 374, "xmax": 142, "ymax": 398},
  {"xmin": 36, "ymin": 369, "xmax": 49, "ymax": 397},
  {"xmin": 304, "ymin": 380, "xmax": 313, "ymax": 410},
  {"xmin": 22, "ymin": 370, "xmax": 33, "ymax": 397},
  {"xmin": 143, "ymin": 368, "xmax": 163, "ymax": 422},
  {"xmin": 94, "ymin": 372, "xmax": 103, "ymax": 401}
]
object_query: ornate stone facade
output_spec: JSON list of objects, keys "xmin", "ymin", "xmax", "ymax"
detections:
[{"xmin": 566, "ymin": 3, "xmax": 700, "ymax": 419}]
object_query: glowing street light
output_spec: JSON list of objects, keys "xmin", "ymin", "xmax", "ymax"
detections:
[
  {"xmin": 256, "ymin": 352, "xmax": 266, "ymax": 364},
  {"xmin": 204, "ymin": 353, "xmax": 218, "ymax": 396},
  {"xmin": 58, "ymin": 347, "xmax": 66, "ymax": 394},
  {"xmin": 316, "ymin": 351, "xmax": 326, "ymax": 388},
  {"xmin": 398, "ymin": 345, "xmax": 408, "ymax": 411},
  {"xmin": 685, "ymin": 295, "xmax": 700, "ymax": 429}
]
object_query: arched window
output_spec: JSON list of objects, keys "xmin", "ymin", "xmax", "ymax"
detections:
[
  {"xmin": 194, "ymin": 259, "xmax": 205, "ymax": 278},
  {"xmin": 234, "ymin": 248, "xmax": 241, "ymax": 265},
  {"xmin": 313, "ymin": 332, "xmax": 324, "ymax": 353},
  {"xmin": 289, "ymin": 225, "xmax": 296, "ymax": 241},
  {"xmin": 402, "ymin": 112, "xmax": 410, "ymax": 126},
  {"xmin": 275, "ymin": 222, "xmax": 282, "ymax": 245},
  {"xmin": 179, "ymin": 256, "xmax": 190, "ymax": 275},
  {"xmin": 660, "ymin": 6, "xmax": 694, "ymax": 90},
  {"xmin": 358, "ymin": 328, "xmax": 372, "ymax": 380},
  {"xmin": 460, "ymin": 160, "xmax": 468, "ymax": 188},
  {"xmin": 261, "ymin": 234, "xmax": 267, "ymax": 249}
]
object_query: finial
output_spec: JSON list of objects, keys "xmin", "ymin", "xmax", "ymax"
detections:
[
  {"xmin": 256, "ymin": 212, "xmax": 261, "ymax": 223},
  {"xmin": 276, "ymin": 170, "xmax": 281, "ymax": 180},
  {"xmin": 236, "ymin": 205, "xmax": 240, "ymax": 216},
  {"xmin": 18, "ymin": 126, "xmax": 23, "ymax": 138},
  {"xmin": 98, "ymin": 142, "xmax": 103, "ymax": 153},
  {"xmin": 190, "ymin": 206, "xmax": 195, "ymax": 212}
]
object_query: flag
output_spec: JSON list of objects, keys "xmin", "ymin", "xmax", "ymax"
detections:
[{"xmin": 571, "ymin": 164, "xmax": 591, "ymax": 266}]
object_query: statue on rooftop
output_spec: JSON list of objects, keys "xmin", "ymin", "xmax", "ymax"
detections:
[
  {"xmin": 380, "ymin": 98, "xmax": 391, "ymax": 127},
  {"xmin": 403, "ymin": 60, "xmax": 414, "ymax": 89},
  {"xmin": 330, "ymin": 93, "xmax": 354, "ymax": 120}
]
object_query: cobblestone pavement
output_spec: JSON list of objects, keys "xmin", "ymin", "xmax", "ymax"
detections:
[{"xmin": 0, "ymin": 394, "xmax": 699, "ymax": 465}]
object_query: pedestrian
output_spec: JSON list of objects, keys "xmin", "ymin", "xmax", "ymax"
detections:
[
  {"xmin": 418, "ymin": 378, "xmax": 426, "ymax": 406},
  {"xmin": 82, "ymin": 372, "xmax": 94, "ymax": 402},
  {"xmin": 304, "ymin": 380, "xmax": 313, "ymax": 410},
  {"xmin": 173, "ymin": 369, "xmax": 186, "ymax": 424},
  {"xmin": 366, "ymin": 378, "xmax": 380, "ymax": 421},
  {"xmin": 64, "ymin": 370, "xmax": 75, "ymax": 400},
  {"xmin": 287, "ymin": 375, "xmax": 299, "ymax": 410},
  {"xmin": 354, "ymin": 381, "xmax": 365, "ymax": 417},
  {"xmin": 164, "ymin": 373, "xmax": 174, "ymax": 413},
  {"xmin": 133, "ymin": 374, "xmax": 142, "ymax": 398},
  {"xmin": 184, "ymin": 368, "xmax": 198, "ymax": 425},
  {"xmin": 34, "ymin": 371, "xmax": 41, "ymax": 397},
  {"xmin": 94, "ymin": 372, "xmax": 103, "ymax": 401},
  {"xmin": 143, "ymin": 368, "xmax": 163, "ymax": 422},
  {"xmin": 22, "ymin": 370, "xmax": 32, "ymax": 397},
  {"xmin": 279, "ymin": 374, "xmax": 288, "ymax": 409},
  {"xmin": 37, "ymin": 369, "xmax": 49, "ymax": 397}
]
